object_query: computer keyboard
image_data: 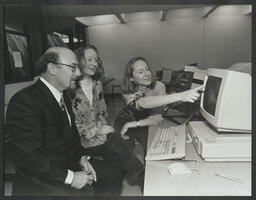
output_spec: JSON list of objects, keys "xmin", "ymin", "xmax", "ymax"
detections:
[{"xmin": 145, "ymin": 124, "xmax": 186, "ymax": 161}]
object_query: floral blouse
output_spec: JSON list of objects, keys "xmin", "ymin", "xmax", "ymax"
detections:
[{"xmin": 70, "ymin": 80, "xmax": 108, "ymax": 148}]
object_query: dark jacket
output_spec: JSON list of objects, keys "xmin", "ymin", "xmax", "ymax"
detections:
[{"xmin": 6, "ymin": 79, "xmax": 87, "ymax": 195}]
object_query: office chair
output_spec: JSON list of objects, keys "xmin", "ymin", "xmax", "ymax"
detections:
[{"xmin": 155, "ymin": 70, "xmax": 163, "ymax": 81}]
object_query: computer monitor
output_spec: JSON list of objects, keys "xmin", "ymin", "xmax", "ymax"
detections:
[
  {"xmin": 200, "ymin": 68, "xmax": 251, "ymax": 133},
  {"xmin": 168, "ymin": 71, "xmax": 194, "ymax": 93}
]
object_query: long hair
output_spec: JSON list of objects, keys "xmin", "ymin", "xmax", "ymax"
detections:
[
  {"xmin": 75, "ymin": 45, "xmax": 104, "ymax": 82},
  {"xmin": 121, "ymin": 57, "xmax": 156, "ymax": 94},
  {"xmin": 67, "ymin": 45, "xmax": 104, "ymax": 100}
]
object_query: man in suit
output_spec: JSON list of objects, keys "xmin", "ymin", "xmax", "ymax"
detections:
[{"xmin": 6, "ymin": 47, "xmax": 124, "ymax": 196}]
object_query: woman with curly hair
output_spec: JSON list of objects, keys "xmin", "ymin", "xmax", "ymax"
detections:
[{"xmin": 67, "ymin": 45, "xmax": 144, "ymax": 188}]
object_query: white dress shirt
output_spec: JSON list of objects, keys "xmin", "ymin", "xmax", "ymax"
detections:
[
  {"xmin": 80, "ymin": 78, "xmax": 93, "ymax": 106},
  {"xmin": 40, "ymin": 77, "xmax": 71, "ymax": 125}
]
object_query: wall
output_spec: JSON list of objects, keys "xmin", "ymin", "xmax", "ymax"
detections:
[
  {"xmin": 204, "ymin": 16, "xmax": 251, "ymax": 68},
  {"xmin": 4, "ymin": 6, "xmax": 43, "ymax": 115},
  {"xmin": 5, "ymin": 6, "xmax": 44, "ymax": 67},
  {"xmin": 88, "ymin": 6, "xmax": 251, "ymax": 93}
]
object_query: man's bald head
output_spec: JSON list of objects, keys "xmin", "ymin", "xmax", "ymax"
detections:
[
  {"xmin": 45, "ymin": 47, "xmax": 75, "ymax": 57},
  {"xmin": 36, "ymin": 47, "xmax": 75, "ymax": 74}
]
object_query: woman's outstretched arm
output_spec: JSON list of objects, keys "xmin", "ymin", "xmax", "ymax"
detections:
[{"xmin": 135, "ymin": 85, "xmax": 204, "ymax": 109}]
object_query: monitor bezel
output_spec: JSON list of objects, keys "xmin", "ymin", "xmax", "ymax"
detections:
[{"xmin": 200, "ymin": 68, "xmax": 228, "ymax": 129}]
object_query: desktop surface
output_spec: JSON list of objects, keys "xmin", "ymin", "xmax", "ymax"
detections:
[{"xmin": 143, "ymin": 120, "xmax": 251, "ymax": 196}]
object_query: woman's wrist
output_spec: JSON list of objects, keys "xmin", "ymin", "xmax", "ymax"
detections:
[
  {"xmin": 131, "ymin": 121, "xmax": 142, "ymax": 128},
  {"xmin": 176, "ymin": 92, "xmax": 184, "ymax": 102},
  {"xmin": 127, "ymin": 121, "xmax": 139, "ymax": 128}
]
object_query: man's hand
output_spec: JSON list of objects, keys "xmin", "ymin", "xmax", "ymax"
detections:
[
  {"xmin": 71, "ymin": 171, "xmax": 94, "ymax": 189},
  {"xmin": 79, "ymin": 156, "xmax": 97, "ymax": 182}
]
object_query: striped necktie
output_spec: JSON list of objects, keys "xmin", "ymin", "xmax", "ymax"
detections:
[
  {"xmin": 60, "ymin": 93, "xmax": 71, "ymax": 126},
  {"xmin": 60, "ymin": 93, "xmax": 66, "ymax": 111}
]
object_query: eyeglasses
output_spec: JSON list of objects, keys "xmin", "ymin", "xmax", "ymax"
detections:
[{"xmin": 53, "ymin": 62, "xmax": 79, "ymax": 72}]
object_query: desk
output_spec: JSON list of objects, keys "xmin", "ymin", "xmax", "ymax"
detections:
[{"xmin": 144, "ymin": 121, "xmax": 251, "ymax": 196}]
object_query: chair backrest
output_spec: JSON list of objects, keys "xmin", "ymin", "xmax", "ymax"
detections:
[
  {"xmin": 5, "ymin": 77, "xmax": 38, "ymax": 118},
  {"xmin": 4, "ymin": 78, "xmax": 38, "ymax": 142},
  {"xmin": 155, "ymin": 70, "xmax": 163, "ymax": 81},
  {"xmin": 159, "ymin": 68, "xmax": 173, "ymax": 84}
]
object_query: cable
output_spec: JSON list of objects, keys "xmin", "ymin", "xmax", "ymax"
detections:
[{"xmin": 214, "ymin": 172, "xmax": 250, "ymax": 192}]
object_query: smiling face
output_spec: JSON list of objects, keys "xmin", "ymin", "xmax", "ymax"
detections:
[
  {"xmin": 54, "ymin": 49, "xmax": 81, "ymax": 90},
  {"xmin": 81, "ymin": 48, "xmax": 99, "ymax": 77},
  {"xmin": 131, "ymin": 59, "xmax": 152, "ymax": 86}
]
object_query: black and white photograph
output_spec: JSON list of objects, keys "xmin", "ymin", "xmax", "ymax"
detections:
[{"xmin": 1, "ymin": 0, "xmax": 253, "ymax": 198}]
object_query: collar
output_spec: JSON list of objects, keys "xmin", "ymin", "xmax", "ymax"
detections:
[
  {"xmin": 40, "ymin": 77, "xmax": 62, "ymax": 103},
  {"xmin": 80, "ymin": 78, "xmax": 92, "ymax": 86},
  {"xmin": 80, "ymin": 78, "xmax": 98, "ymax": 88},
  {"xmin": 137, "ymin": 86, "xmax": 151, "ymax": 94}
]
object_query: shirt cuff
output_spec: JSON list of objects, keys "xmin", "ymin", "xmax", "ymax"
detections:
[{"xmin": 64, "ymin": 169, "xmax": 74, "ymax": 185}]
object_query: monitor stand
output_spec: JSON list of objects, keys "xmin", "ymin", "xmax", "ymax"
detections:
[{"xmin": 187, "ymin": 121, "xmax": 251, "ymax": 161}]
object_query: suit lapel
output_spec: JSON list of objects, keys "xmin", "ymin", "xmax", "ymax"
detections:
[
  {"xmin": 36, "ymin": 80, "xmax": 63, "ymax": 112},
  {"xmin": 35, "ymin": 80, "xmax": 73, "ymax": 134}
]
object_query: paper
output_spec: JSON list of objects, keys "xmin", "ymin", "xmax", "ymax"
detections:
[{"xmin": 12, "ymin": 51, "xmax": 23, "ymax": 68}]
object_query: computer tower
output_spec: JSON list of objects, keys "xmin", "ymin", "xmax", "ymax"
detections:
[{"xmin": 187, "ymin": 121, "xmax": 251, "ymax": 161}]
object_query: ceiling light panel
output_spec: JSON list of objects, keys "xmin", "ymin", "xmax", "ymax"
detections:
[
  {"xmin": 121, "ymin": 11, "xmax": 162, "ymax": 23},
  {"xmin": 166, "ymin": 7, "xmax": 209, "ymax": 19},
  {"xmin": 76, "ymin": 14, "xmax": 119, "ymax": 26},
  {"xmin": 209, "ymin": 5, "xmax": 252, "ymax": 16}
]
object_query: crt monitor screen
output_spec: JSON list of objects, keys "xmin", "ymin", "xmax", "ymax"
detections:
[{"xmin": 203, "ymin": 76, "xmax": 222, "ymax": 116}]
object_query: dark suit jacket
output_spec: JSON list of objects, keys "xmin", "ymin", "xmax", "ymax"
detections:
[{"xmin": 6, "ymin": 79, "xmax": 89, "ymax": 195}]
